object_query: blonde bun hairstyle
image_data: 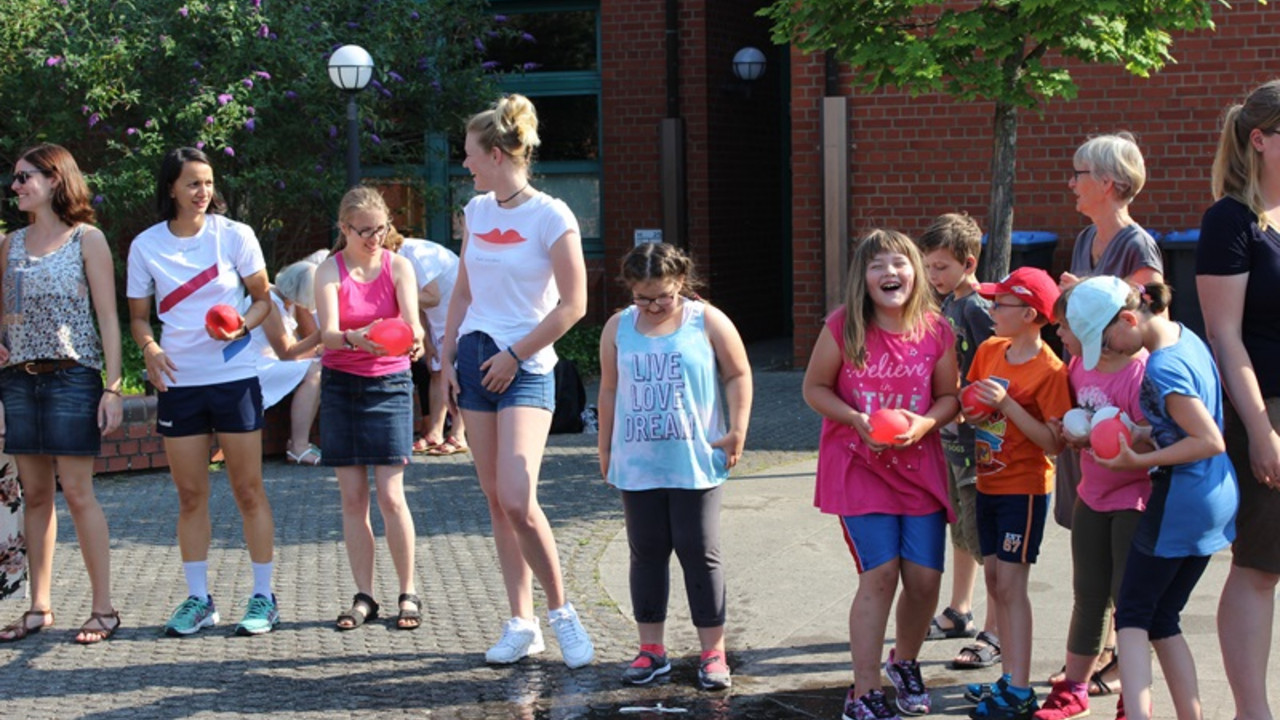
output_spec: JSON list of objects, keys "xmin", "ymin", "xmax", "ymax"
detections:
[{"xmin": 466, "ymin": 93, "xmax": 541, "ymax": 171}]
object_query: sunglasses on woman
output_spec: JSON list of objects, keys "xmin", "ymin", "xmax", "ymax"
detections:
[{"xmin": 12, "ymin": 169, "xmax": 46, "ymax": 185}]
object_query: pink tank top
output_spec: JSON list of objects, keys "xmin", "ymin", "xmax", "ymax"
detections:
[{"xmin": 322, "ymin": 249, "xmax": 410, "ymax": 377}]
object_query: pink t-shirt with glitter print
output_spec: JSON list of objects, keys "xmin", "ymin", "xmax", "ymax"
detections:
[
  {"xmin": 814, "ymin": 307, "xmax": 955, "ymax": 520},
  {"xmin": 1069, "ymin": 354, "xmax": 1153, "ymax": 512}
]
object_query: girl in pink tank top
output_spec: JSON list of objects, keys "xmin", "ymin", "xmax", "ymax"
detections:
[{"xmin": 314, "ymin": 187, "xmax": 426, "ymax": 632}]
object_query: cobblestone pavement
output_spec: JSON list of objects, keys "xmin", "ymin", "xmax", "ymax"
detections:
[{"xmin": 0, "ymin": 355, "xmax": 826, "ymax": 719}]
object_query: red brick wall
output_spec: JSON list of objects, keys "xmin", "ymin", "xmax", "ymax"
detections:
[
  {"xmin": 788, "ymin": 5, "xmax": 1279, "ymax": 364},
  {"xmin": 95, "ymin": 395, "xmax": 294, "ymax": 475},
  {"xmin": 789, "ymin": 49, "xmax": 833, "ymax": 367},
  {"xmin": 599, "ymin": 0, "xmax": 676, "ymax": 319}
]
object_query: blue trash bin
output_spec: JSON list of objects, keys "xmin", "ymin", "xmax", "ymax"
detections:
[
  {"xmin": 980, "ymin": 231, "xmax": 1060, "ymax": 271},
  {"xmin": 1159, "ymin": 229, "xmax": 1204, "ymax": 340}
]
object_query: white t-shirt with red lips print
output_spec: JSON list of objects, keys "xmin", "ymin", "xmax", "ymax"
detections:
[{"xmin": 458, "ymin": 191, "xmax": 579, "ymax": 375}]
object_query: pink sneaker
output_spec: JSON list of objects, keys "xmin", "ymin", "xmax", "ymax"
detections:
[{"xmin": 1033, "ymin": 681, "xmax": 1089, "ymax": 720}]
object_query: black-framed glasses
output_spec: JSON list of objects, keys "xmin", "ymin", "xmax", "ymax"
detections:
[
  {"xmin": 12, "ymin": 169, "xmax": 46, "ymax": 185},
  {"xmin": 993, "ymin": 302, "xmax": 1029, "ymax": 311},
  {"xmin": 633, "ymin": 293, "xmax": 677, "ymax": 308},
  {"xmin": 346, "ymin": 223, "xmax": 390, "ymax": 240},
  {"xmin": 1070, "ymin": 169, "xmax": 1092, "ymax": 180}
]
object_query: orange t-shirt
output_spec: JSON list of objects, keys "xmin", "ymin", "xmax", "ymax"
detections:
[{"xmin": 966, "ymin": 337, "xmax": 1072, "ymax": 495}]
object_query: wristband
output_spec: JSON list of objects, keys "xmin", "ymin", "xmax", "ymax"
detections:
[
  {"xmin": 342, "ymin": 331, "xmax": 355, "ymax": 350},
  {"xmin": 506, "ymin": 346, "xmax": 523, "ymax": 364},
  {"xmin": 104, "ymin": 388, "xmax": 122, "ymax": 397},
  {"xmin": 142, "ymin": 339, "xmax": 158, "ymax": 352}
]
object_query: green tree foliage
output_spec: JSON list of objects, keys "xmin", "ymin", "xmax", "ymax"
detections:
[
  {"xmin": 762, "ymin": 0, "xmax": 1226, "ymax": 280},
  {"xmin": 0, "ymin": 0, "xmax": 514, "ymax": 265}
]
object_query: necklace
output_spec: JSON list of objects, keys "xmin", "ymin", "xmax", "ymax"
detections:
[{"xmin": 496, "ymin": 184, "xmax": 529, "ymax": 205}]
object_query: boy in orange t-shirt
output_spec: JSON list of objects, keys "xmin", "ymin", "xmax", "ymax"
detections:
[{"xmin": 962, "ymin": 267, "xmax": 1072, "ymax": 720}]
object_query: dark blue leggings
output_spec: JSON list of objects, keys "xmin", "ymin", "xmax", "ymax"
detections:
[
  {"xmin": 621, "ymin": 485, "xmax": 725, "ymax": 628},
  {"xmin": 1114, "ymin": 548, "xmax": 1210, "ymax": 641}
]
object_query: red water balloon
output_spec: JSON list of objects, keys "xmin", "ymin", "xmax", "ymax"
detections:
[
  {"xmin": 1090, "ymin": 417, "xmax": 1132, "ymax": 460},
  {"xmin": 868, "ymin": 408, "xmax": 910, "ymax": 445},
  {"xmin": 205, "ymin": 304, "xmax": 243, "ymax": 336},
  {"xmin": 367, "ymin": 317, "xmax": 413, "ymax": 355},
  {"xmin": 961, "ymin": 384, "xmax": 995, "ymax": 416}
]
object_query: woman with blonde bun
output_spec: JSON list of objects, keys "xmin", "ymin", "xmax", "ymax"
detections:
[{"xmin": 441, "ymin": 94, "xmax": 594, "ymax": 668}]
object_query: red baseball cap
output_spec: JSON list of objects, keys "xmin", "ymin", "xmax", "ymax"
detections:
[{"xmin": 977, "ymin": 266, "xmax": 1060, "ymax": 322}]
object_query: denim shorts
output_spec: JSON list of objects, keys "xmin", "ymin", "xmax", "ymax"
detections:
[
  {"xmin": 0, "ymin": 363, "xmax": 102, "ymax": 456},
  {"xmin": 320, "ymin": 367, "xmax": 412, "ymax": 466},
  {"xmin": 455, "ymin": 331, "xmax": 555, "ymax": 414},
  {"xmin": 156, "ymin": 377, "xmax": 263, "ymax": 437}
]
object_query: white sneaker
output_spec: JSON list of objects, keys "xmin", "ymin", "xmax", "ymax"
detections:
[
  {"xmin": 549, "ymin": 603, "xmax": 595, "ymax": 669},
  {"xmin": 484, "ymin": 617, "xmax": 545, "ymax": 664}
]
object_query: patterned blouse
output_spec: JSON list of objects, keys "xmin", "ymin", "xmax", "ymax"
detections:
[{"xmin": 2, "ymin": 226, "xmax": 103, "ymax": 370}]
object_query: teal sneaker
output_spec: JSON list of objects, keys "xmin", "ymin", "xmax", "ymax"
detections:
[
  {"xmin": 235, "ymin": 594, "xmax": 279, "ymax": 636},
  {"xmin": 164, "ymin": 595, "xmax": 219, "ymax": 637}
]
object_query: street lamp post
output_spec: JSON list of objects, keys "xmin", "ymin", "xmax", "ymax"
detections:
[{"xmin": 327, "ymin": 44, "xmax": 375, "ymax": 189}]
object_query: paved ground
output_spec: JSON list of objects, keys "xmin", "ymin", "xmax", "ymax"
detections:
[{"xmin": 1, "ymin": 339, "xmax": 1276, "ymax": 719}]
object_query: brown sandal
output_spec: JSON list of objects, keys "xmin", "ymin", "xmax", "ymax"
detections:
[
  {"xmin": 75, "ymin": 610, "xmax": 121, "ymax": 645},
  {"xmin": 0, "ymin": 609, "xmax": 54, "ymax": 643}
]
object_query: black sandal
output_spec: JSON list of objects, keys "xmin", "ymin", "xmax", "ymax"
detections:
[
  {"xmin": 1088, "ymin": 648, "xmax": 1119, "ymax": 696},
  {"xmin": 925, "ymin": 606, "xmax": 978, "ymax": 640},
  {"xmin": 336, "ymin": 593, "xmax": 379, "ymax": 631},
  {"xmin": 396, "ymin": 593, "xmax": 421, "ymax": 631},
  {"xmin": 953, "ymin": 630, "xmax": 1001, "ymax": 669}
]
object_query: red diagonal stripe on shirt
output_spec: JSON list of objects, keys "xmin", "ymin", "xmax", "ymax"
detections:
[{"xmin": 159, "ymin": 263, "xmax": 220, "ymax": 314}]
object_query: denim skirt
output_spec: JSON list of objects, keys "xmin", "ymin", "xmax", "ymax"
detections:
[
  {"xmin": 319, "ymin": 367, "xmax": 413, "ymax": 466},
  {"xmin": 0, "ymin": 363, "xmax": 103, "ymax": 456}
]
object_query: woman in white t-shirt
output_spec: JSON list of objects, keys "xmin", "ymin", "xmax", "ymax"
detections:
[
  {"xmin": 261, "ymin": 257, "xmax": 324, "ymax": 465},
  {"xmin": 442, "ymin": 94, "xmax": 594, "ymax": 668},
  {"xmin": 126, "ymin": 147, "xmax": 279, "ymax": 637}
]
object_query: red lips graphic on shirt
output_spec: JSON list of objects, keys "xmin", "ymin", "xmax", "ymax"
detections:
[{"xmin": 475, "ymin": 228, "xmax": 528, "ymax": 247}]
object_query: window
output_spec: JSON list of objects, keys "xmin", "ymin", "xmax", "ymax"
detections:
[{"xmin": 431, "ymin": 1, "xmax": 603, "ymax": 258}]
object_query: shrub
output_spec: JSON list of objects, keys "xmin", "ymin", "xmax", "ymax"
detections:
[{"xmin": 0, "ymin": 0, "xmax": 514, "ymax": 266}]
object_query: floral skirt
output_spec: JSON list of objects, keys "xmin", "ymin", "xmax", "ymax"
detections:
[{"xmin": 0, "ymin": 452, "xmax": 24, "ymax": 601}]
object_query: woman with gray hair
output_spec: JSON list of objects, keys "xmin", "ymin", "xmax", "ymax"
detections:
[
  {"xmin": 1045, "ymin": 133, "xmax": 1164, "ymax": 702},
  {"xmin": 255, "ymin": 255, "xmax": 324, "ymax": 464}
]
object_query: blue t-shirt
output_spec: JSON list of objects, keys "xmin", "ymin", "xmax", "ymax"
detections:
[{"xmin": 1133, "ymin": 324, "xmax": 1238, "ymax": 557}]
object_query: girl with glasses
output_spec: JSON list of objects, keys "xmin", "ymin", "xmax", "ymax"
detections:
[
  {"xmin": 598, "ymin": 241, "xmax": 751, "ymax": 690},
  {"xmin": 313, "ymin": 186, "xmax": 425, "ymax": 631}
]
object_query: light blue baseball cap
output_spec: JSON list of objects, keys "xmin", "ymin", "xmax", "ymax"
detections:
[{"xmin": 1066, "ymin": 276, "xmax": 1132, "ymax": 371}]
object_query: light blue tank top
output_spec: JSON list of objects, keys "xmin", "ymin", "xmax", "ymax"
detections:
[{"xmin": 608, "ymin": 300, "xmax": 728, "ymax": 491}]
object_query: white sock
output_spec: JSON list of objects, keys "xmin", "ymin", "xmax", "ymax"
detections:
[
  {"xmin": 251, "ymin": 561, "xmax": 274, "ymax": 598},
  {"xmin": 548, "ymin": 602, "xmax": 576, "ymax": 620},
  {"xmin": 183, "ymin": 561, "xmax": 209, "ymax": 601}
]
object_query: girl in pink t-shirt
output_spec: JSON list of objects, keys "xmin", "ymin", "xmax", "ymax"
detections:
[
  {"xmin": 1037, "ymin": 284, "xmax": 1152, "ymax": 719},
  {"xmin": 802, "ymin": 229, "xmax": 960, "ymax": 720}
]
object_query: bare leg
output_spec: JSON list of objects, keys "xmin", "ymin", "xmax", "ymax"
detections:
[
  {"xmin": 164, "ymin": 435, "xmax": 214, "ymax": 562},
  {"xmin": 895, "ymin": 559, "xmax": 942, "ymax": 661},
  {"xmin": 336, "ymin": 466, "xmax": 375, "ymax": 596},
  {"xmin": 697, "ymin": 625, "xmax": 726, "ymax": 654},
  {"xmin": 638, "ymin": 621, "xmax": 665, "ymax": 646},
  {"xmin": 4, "ymin": 456, "xmax": 56, "ymax": 635},
  {"xmin": 1218, "ymin": 564, "xmax": 1278, "ymax": 720},
  {"xmin": 850, "ymin": 558, "xmax": 900, "ymax": 693},
  {"xmin": 1152, "ymin": 634, "xmax": 1201, "ymax": 720},
  {"xmin": 465, "ymin": 408, "xmax": 533, "ymax": 619},
  {"xmin": 491, "ymin": 406, "xmax": 564, "ymax": 608},
  {"xmin": 288, "ymin": 361, "xmax": 321, "ymax": 455},
  {"xmin": 372, "ymin": 464, "xmax": 417, "ymax": 596},
  {"xmin": 424, "ymin": 369, "xmax": 448, "ymax": 444},
  {"xmin": 216, "ymin": 431, "xmax": 273, "ymax": 564},
  {"xmin": 1118, "ymin": 627, "xmax": 1154, "ymax": 720},
  {"xmin": 54, "ymin": 456, "xmax": 114, "ymax": 619},
  {"xmin": 991, "ymin": 560, "xmax": 1032, "ymax": 686}
]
